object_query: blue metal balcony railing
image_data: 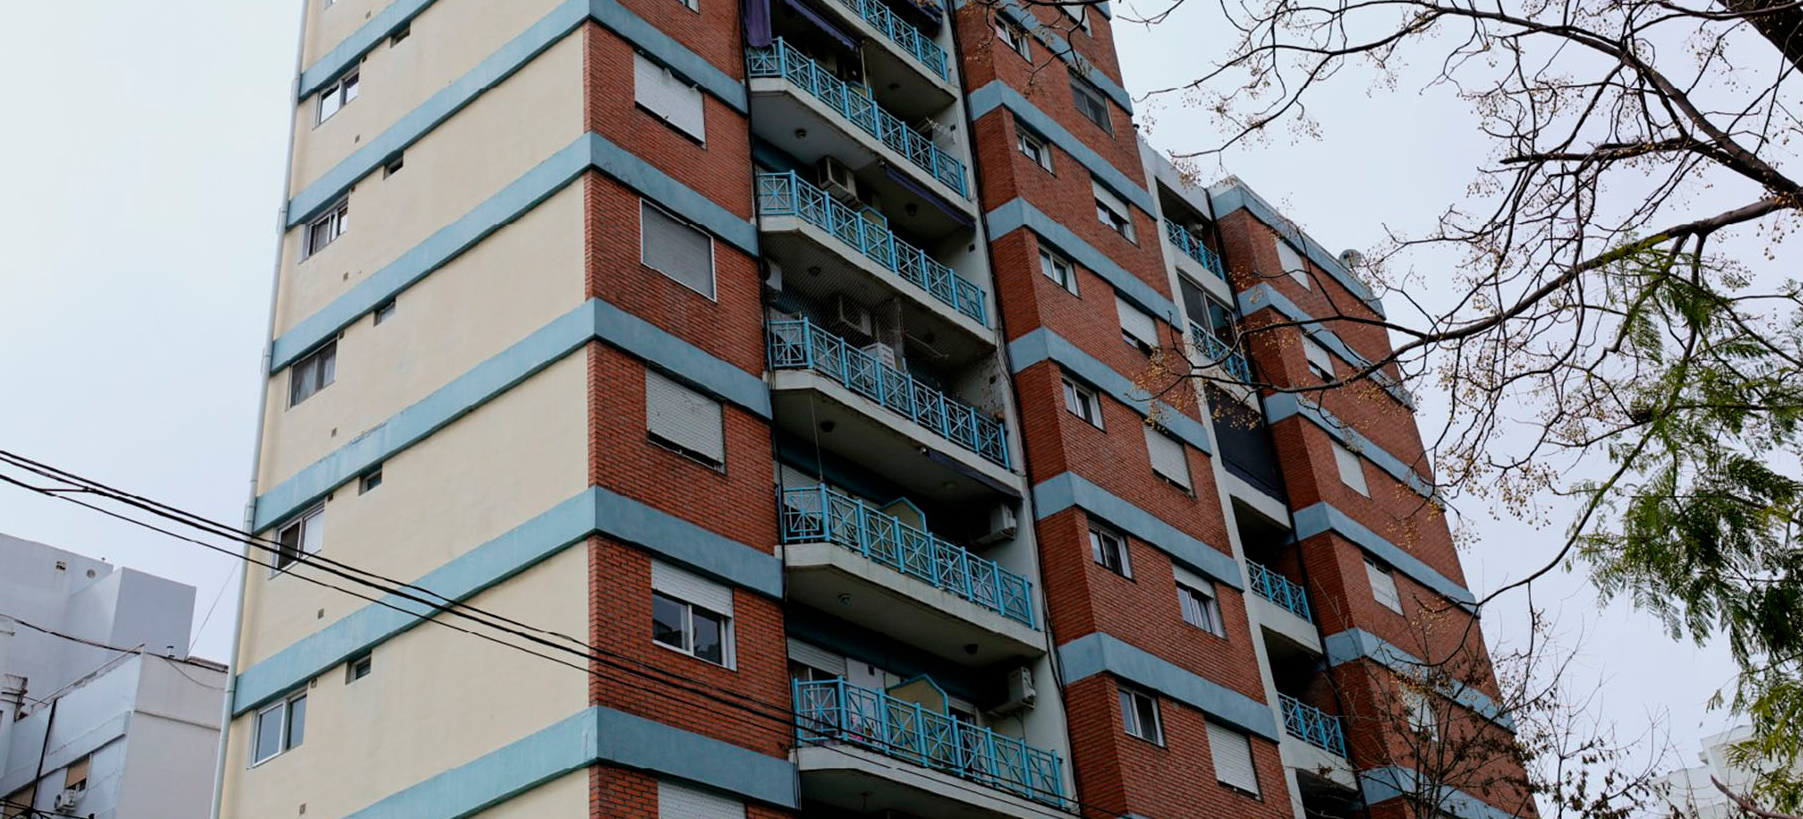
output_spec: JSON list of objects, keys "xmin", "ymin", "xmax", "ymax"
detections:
[
  {"xmin": 1188, "ymin": 321, "xmax": 1253, "ymax": 382},
  {"xmin": 746, "ymin": 39, "xmax": 968, "ymax": 197},
  {"xmin": 769, "ymin": 318, "xmax": 1010, "ymax": 468},
  {"xmin": 827, "ymin": 0, "xmax": 948, "ymax": 80},
  {"xmin": 794, "ymin": 678, "xmax": 1065, "ymax": 807},
  {"xmin": 1165, "ymin": 220, "xmax": 1228, "ymax": 282},
  {"xmin": 781, "ymin": 485, "xmax": 1033, "ymax": 626},
  {"xmin": 1248, "ymin": 562, "xmax": 1313, "ymax": 621},
  {"xmin": 756, "ymin": 172, "xmax": 987, "ymax": 325},
  {"xmin": 1280, "ymin": 693, "xmax": 1349, "ymax": 757}
]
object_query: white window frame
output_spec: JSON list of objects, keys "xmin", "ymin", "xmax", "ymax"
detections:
[
  {"xmin": 1302, "ymin": 334, "xmax": 1335, "ymax": 380},
  {"xmin": 316, "ymin": 67, "xmax": 359, "ymax": 125},
  {"xmin": 347, "ymin": 653, "xmax": 372, "ymax": 682},
  {"xmin": 994, "ymin": 16, "xmax": 1031, "ymax": 60},
  {"xmin": 1093, "ymin": 180, "xmax": 1135, "ymax": 242},
  {"xmin": 640, "ymin": 200, "xmax": 717, "ymax": 299},
  {"xmin": 1040, "ymin": 248, "xmax": 1077, "ymax": 294},
  {"xmin": 646, "ymin": 370, "xmax": 726, "ymax": 467},
  {"xmin": 358, "ymin": 467, "xmax": 383, "ymax": 495},
  {"xmin": 1145, "ymin": 425, "xmax": 1191, "ymax": 490},
  {"xmin": 1018, "ymin": 126, "xmax": 1052, "ymax": 171},
  {"xmin": 272, "ymin": 503, "xmax": 324, "ymax": 574},
  {"xmin": 1276, "ymin": 239, "xmax": 1310, "ymax": 289},
  {"xmin": 250, "ymin": 689, "xmax": 307, "ymax": 766},
  {"xmin": 303, "ymin": 198, "xmax": 349, "ymax": 259},
  {"xmin": 1062, "ymin": 378, "xmax": 1104, "ymax": 429},
  {"xmin": 1207, "ymin": 721, "xmax": 1261, "ymax": 795},
  {"xmin": 1365, "ymin": 555, "xmax": 1402, "ymax": 613},
  {"xmin": 651, "ymin": 562, "xmax": 735, "ymax": 668},
  {"xmin": 1332, "ymin": 441, "xmax": 1369, "ymax": 496},
  {"xmin": 288, "ymin": 340, "xmax": 337, "ymax": 407},
  {"xmin": 1089, "ymin": 525, "xmax": 1132, "ymax": 578},
  {"xmin": 1119, "ymin": 686, "xmax": 1163, "ymax": 744},
  {"xmin": 1177, "ymin": 576, "xmax": 1224, "ymax": 636}
]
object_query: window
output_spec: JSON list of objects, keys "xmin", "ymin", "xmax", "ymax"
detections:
[
  {"xmin": 659, "ymin": 780, "xmax": 744, "ymax": 819},
  {"xmin": 1332, "ymin": 441, "xmax": 1369, "ymax": 496},
  {"xmin": 651, "ymin": 561, "xmax": 734, "ymax": 667},
  {"xmin": 641, "ymin": 200, "xmax": 715, "ymax": 298},
  {"xmin": 358, "ymin": 467, "xmax": 383, "ymax": 495},
  {"xmin": 646, "ymin": 370, "xmax": 725, "ymax": 466},
  {"xmin": 1018, "ymin": 127, "xmax": 1052, "ymax": 171},
  {"xmin": 1093, "ymin": 180, "xmax": 1134, "ymax": 242},
  {"xmin": 994, "ymin": 16, "xmax": 1031, "ymax": 59},
  {"xmin": 252, "ymin": 690, "xmax": 307, "ymax": 765},
  {"xmin": 1178, "ymin": 578, "xmax": 1224, "ymax": 636},
  {"xmin": 1039, "ymin": 248, "xmax": 1076, "ymax": 294},
  {"xmin": 347, "ymin": 653, "xmax": 372, "ymax": 682},
  {"xmin": 1060, "ymin": 4, "xmax": 1091, "ymax": 33},
  {"xmin": 1145, "ymin": 426, "xmax": 1191, "ymax": 490},
  {"xmin": 64, "ymin": 755, "xmax": 90, "ymax": 792},
  {"xmin": 304, "ymin": 198, "xmax": 349, "ymax": 257},
  {"xmin": 288, "ymin": 341, "xmax": 336, "ymax": 407},
  {"xmin": 383, "ymin": 153, "xmax": 404, "ymax": 177},
  {"xmin": 1207, "ymin": 721, "xmax": 1260, "ymax": 795},
  {"xmin": 1365, "ymin": 556, "xmax": 1402, "ymax": 613},
  {"xmin": 374, "ymin": 299, "xmax": 397, "ymax": 325},
  {"xmin": 1062, "ymin": 378, "xmax": 1104, "ymax": 428},
  {"xmin": 4, "ymin": 788, "xmax": 31, "ymax": 819},
  {"xmin": 1119, "ymin": 687, "xmax": 1163, "ymax": 744},
  {"xmin": 1070, "ymin": 73, "xmax": 1112, "ymax": 133},
  {"xmin": 390, "ymin": 25, "xmax": 410, "ymax": 45},
  {"xmin": 1404, "ymin": 688, "xmax": 1438, "ymax": 738},
  {"xmin": 1302, "ymin": 335, "xmax": 1334, "ymax": 380},
  {"xmin": 634, "ymin": 51, "xmax": 706, "ymax": 141},
  {"xmin": 316, "ymin": 68, "xmax": 359, "ymax": 125},
  {"xmin": 1090, "ymin": 526, "xmax": 1131, "ymax": 578},
  {"xmin": 274, "ymin": 503, "xmax": 324, "ymax": 571},
  {"xmin": 1275, "ymin": 239, "xmax": 1309, "ymax": 289},
  {"xmin": 787, "ymin": 639, "xmax": 847, "ymax": 682},
  {"xmin": 1117, "ymin": 295, "xmax": 1158, "ymax": 355}
]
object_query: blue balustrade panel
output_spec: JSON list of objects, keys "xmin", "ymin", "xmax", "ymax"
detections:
[
  {"xmin": 767, "ymin": 318, "xmax": 1011, "ymax": 468},
  {"xmin": 1188, "ymin": 321, "xmax": 1252, "ymax": 382},
  {"xmin": 1165, "ymin": 220, "xmax": 1228, "ymax": 281},
  {"xmin": 1279, "ymin": 693, "xmax": 1348, "ymax": 757},
  {"xmin": 1248, "ymin": 562, "xmax": 1313, "ymax": 621},
  {"xmin": 831, "ymin": 0, "xmax": 949, "ymax": 79},
  {"xmin": 746, "ymin": 40, "xmax": 967, "ymax": 196},
  {"xmin": 793, "ymin": 679, "xmax": 1066, "ymax": 807}
]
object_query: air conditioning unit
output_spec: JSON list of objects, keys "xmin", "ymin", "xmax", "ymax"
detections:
[
  {"xmin": 817, "ymin": 157, "xmax": 859, "ymax": 204},
  {"xmin": 861, "ymin": 342, "xmax": 903, "ymax": 372},
  {"xmin": 973, "ymin": 504, "xmax": 1018, "ymax": 545},
  {"xmin": 994, "ymin": 666, "xmax": 1037, "ymax": 714},
  {"xmin": 53, "ymin": 789, "xmax": 83, "ymax": 811},
  {"xmin": 831, "ymin": 294, "xmax": 874, "ymax": 339}
]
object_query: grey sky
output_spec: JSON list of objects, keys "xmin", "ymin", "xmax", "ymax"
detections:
[{"xmin": 0, "ymin": 0, "xmax": 1746, "ymax": 768}]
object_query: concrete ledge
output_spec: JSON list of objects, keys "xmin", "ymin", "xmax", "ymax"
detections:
[
  {"xmin": 769, "ymin": 370, "xmax": 1017, "ymax": 488},
  {"xmin": 796, "ymin": 745, "xmax": 1068, "ymax": 819},
  {"xmin": 748, "ymin": 78, "xmax": 974, "ymax": 209},
  {"xmin": 760, "ymin": 214, "xmax": 993, "ymax": 342},
  {"xmin": 1057, "ymin": 632, "xmax": 1280, "ymax": 741}
]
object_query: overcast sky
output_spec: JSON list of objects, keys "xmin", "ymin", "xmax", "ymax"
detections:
[{"xmin": 0, "ymin": 0, "xmax": 1747, "ymax": 770}]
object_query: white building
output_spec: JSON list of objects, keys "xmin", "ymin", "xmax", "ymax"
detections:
[
  {"xmin": 1658, "ymin": 726, "xmax": 1798, "ymax": 819},
  {"xmin": 0, "ymin": 534, "xmax": 226, "ymax": 819}
]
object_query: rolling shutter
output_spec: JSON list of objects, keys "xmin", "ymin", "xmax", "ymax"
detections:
[
  {"xmin": 786, "ymin": 639, "xmax": 847, "ymax": 677},
  {"xmin": 646, "ymin": 370, "xmax": 725, "ymax": 465},
  {"xmin": 1275, "ymin": 240, "xmax": 1309, "ymax": 288},
  {"xmin": 1144, "ymin": 426, "xmax": 1191, "ymax": 489},
  {"xmin": 1207, "ymin": 721, "xmax": 1260, "ymax": 795},
  {"xmin": 651, "ymin": 560, "xmax": 734, "ymax": 618},
  {"xmin": 634, "ymin": 52, "xmax": 706, "ymax": 142},
  {"xmin": 640, "ymin": 201, "xmax": 715, "ymax": 298},
  {"xmin": 658, "ymin": 780, "xmax": 743, "ymax": 819},
  {"xmin": 1365, "ymin": 556, "xmax": 1401, "ymax": 612},
  {"xmin": 1332, "ymin": 442, "xmax": 1368, "ymax": 496},
  {"xmin": 1117, "ymin": 295, "xmax": 1159, "ymax": 351},
  {"xmin": 1303, "ymin": 335, "xmax": 1335, "ymax": 378}
]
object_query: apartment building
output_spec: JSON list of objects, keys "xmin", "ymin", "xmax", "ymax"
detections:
[{"xmin": 215, "ymin": 0, "xmax": 1526, "ymax": 817}]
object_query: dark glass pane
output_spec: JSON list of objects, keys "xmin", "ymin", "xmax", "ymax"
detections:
[
  {"xmin": 652, "ymin": 592, "xmax": 686, "ymax": 650},
  {"xmin": 692, "ymin": 609, "xmax": 725, "ymax": 664},
  {"xmin": 285, "ymin": 695, "xmax": 306, "ymax": 748}
]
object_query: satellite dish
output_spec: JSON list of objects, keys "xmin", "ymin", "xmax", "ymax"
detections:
[{"xmin": 1339, "ymin": 249, "xmax": 1366, "ymax": 267}]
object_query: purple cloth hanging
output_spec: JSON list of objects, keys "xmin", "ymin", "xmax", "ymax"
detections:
[
  {"xmin": 782, "ymin": 0, "xmax": 860, "ymax": 52},
  {"xmin": 744, "ymin": 0, "xmax": 774, "ymax": 47}
]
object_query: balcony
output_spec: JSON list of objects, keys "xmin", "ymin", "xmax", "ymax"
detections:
[
  {"xmin": 781, "ymin": 485, "xmax": 1041, "ymax": 663},
  {"xmin": 822, "ymin": 0, "xmax": 951, "ymax": 87},
  {"xmin": 1188, "ymin": 321, "xmax": 1252, "ymax": 382},
  {"xmin": 794, "ymin": 678, "xmax": 1066, "ymax": 814},
  {"xmin": 1280, "ymin": 694, "xmax": 1347, "ymax": 756},
  {"xmin": 755, "ymin": 173, "xmax": 992, "ymax": 363},
  {"xmin": 1249, "ymin": 562, "xmax": 1312, "ymax": 621},
  {"xmin": 1166, "ymin": 220, "xmax": 1228, "ymax": 282}
]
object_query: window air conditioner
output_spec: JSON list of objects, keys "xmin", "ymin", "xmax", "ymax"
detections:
[
  {"xmin": 831, "ymin": 294, "xmax": 874, "ymax": 339},
  {"xmin": 994, "ymin": 666, "xmax": 1037, "ymax": 714},
  {"xmin": 817, "ymin": 157, "xmax": 860, "ymax": 204},
  {"xmin": 973, "ymin": 504, "xmax": 1018, "ymax": 545}
]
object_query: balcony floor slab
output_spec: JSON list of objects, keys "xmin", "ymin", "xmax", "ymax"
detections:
[{"xmin": 796, "ymin": 745, "xmax": 1068, "ymax": 819}]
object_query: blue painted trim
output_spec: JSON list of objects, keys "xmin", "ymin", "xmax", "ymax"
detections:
[
  {"xmin": 1359, "ymin": 766, "xmax": 1521, "ymax": 819},
  {"xmin": 1031, "ymin": 473, "xmax": 1241, "ymax": 590},
  {"xmin": 1238, "ymin": 284, "xmax": 1412, "ymax": 407},
  {"xmin": 1263, "ymin": 393, "xmax": 1436, "ymax": 501},
  {"xmin": 256, "ymin": 299, "xmax": 771, "ymax": 531},
  {"xmin": 967, "ymin": 82, "xmax": 1149, "ymax": 214},
  {"xmin": 236, "ymin": 487, "xmax": 783, "ymax": 714},
  {"xmin": 1058, "ymin": 633, "xmax": 1279, "ymax": 741},
  {"xmin": 1290, "ymin": 503, "xmax": 1475, "ymax": 606},
  {"xmin": 340, "ymin": 707, "xmax": 799, "ymax": 818},
  {"xmin": 275, "ymin": 131, "xmax": 757, "ymax": 371},
  {"xmin": 1209, "ymin": 183, "xmax": 1386, "ymax": 317},
  {"xmin": 1323, "ymin": 630, "xmax": 1515, "ymax": 731},
  {"xmin": 948, "ymin": 0, "xmax": 1129, "ymax": 109},
  {"xmin": 1007, "ymin": 328, "xmax": 1212, "ymax": 455},
  {"xmin": 300, "ymin": 0, "xmax": 436, "ymax": 98},
  {"xmin": 984, "ymin": 198, "xmax": 1178, "ymax": 325}
]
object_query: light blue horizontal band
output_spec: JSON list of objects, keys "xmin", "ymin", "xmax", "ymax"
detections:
[
  {"xmin": 300, "ymin": 0, "xmax": 435, "ymax": 98},
  {"xmin": 1290, "ymin": 503, "xmax": 1475, "ymax": 606},
  {"xmin": 235, "ymin": 486, "xmax": 784, "ymax": 714},
  {"xmin": 1031, "ymin": 472, "xmax": 1240, "ymax": 590},
  {"xmin": 944, "ymin": 0, "xmax": 1126, "ymax": 107},
  {"xmin": 967, "ymin": 82, "xmax": 1148, "ymax": 214},
  {"xmin": 1059, "ymin": 632, "xmax": 1278, "ymax": 741},
  {"xmin": 1238, "ymin": 284, "xmax": 1412, "ymax": 407},
  {"xmin": 256, "ymin": 298, "xmax": 771, "ymax": 531},
  {"xmin": 1360, "ymin": 766, "xmax": 1519, "ymax": 819},
  {"xmin": 1007, "ymin": 328, "xmax": 1212, "ymax": 455},
  {"xmin": 984, "ymin": 198, "xmax": 1178, "ymax": 325},
  {"xmin": 1264, "ymin": 394, "xmax": 1436, "ymax": 501},
  {"xmin": 1324, "ymin": 630, "xmax": 1515, "ymax": 732},
  {"xmin": 290, "ymin": 0, "xmax": 751, "ymax": 230},
  {"xmin": 278, "ymin": 132, "xmax": 757, "ymax": 370},
  {"xmin": 1210, "ymin": 183, "xmax": 1385, "ymax": 317},
  {"xmin": 341, "ymin": 706, "xmax": 798, "ymax": 819}
]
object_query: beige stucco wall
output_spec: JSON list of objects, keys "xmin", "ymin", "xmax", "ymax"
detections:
[
  {"xmin": 218, "ymin": 546, "xmax": 591, "ymax": 819},
  {"xmin": 292, "ymin": 0, "xmax": 570, "ymax": 192},
  {"xmin": 238, "ymin": 352, "xmax": 589, "ymax": 669},
  {"xmin": 275, "ymin": 33, "xmax": 583, "ymax": 333},
  {"xmin": 258, "ymin": 181, "xmax": 585, "ymax": 489}
]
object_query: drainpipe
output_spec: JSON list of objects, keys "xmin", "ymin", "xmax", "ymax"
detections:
[
  {"xmin": 27, "ymin": 698, "xmax": 57, "ymax": 817},
  {"xmin": 208, "ymin": 3, "xmax": 312, "ymax": 818}
]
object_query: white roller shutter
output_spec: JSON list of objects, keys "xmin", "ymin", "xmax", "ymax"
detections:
[
  {"xmin": 641, "ymin": 201, "xmax": 715, "ymax": 298},
  {"xmin": 1303, "ymin": 335, "xmax": 1335, "ymax": 378},
  {"xmin": 634, "ymin": 52, "xmax": 706, "ymax": 142},
  {"xmin": 646, "ymin": 370, "xmax": 725, "ymax": 465},
  {"xmin": 1332, "ymin": 441, "xmax": 1369, "ymax": 496},
  {"xmin": 652, "ymin": 560, "xmax": 733, "ymax": 618},
  {"xmin": 1275, "ymin": 240, "xmax": 1309, "ymax": 288},
  {"xmin": 1144, "ymin": 426, "xmax": 1191, "ymax": 489},
  {"xmin": 786, "ymin": 639, "xmax": 846, "ymax": 676},
  {"xmin": 1207, "ymin": 721, "xmax": 1260, "ymax": 795},
  {"xmin": 1365, "ymin": 556, "xmax": 1401, "ymax": 613},
  {"xmin": 1091, "ymin": 178, "xmax": 1134, "ymax": 240},
  {"xmin": 1117, "ymin": 295, "xmax": 1159, "ymax": 351},
  {"xmin": 658, "ymin": 780, "xmax": 743, "ymax": 819}
]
